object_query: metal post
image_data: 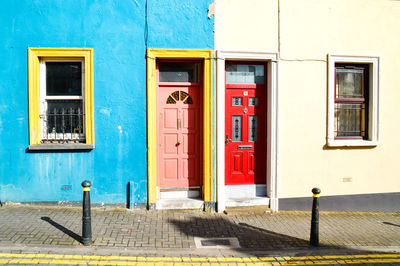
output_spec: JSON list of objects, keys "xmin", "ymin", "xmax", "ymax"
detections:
[
  {"xmin": 81, "ymin": 180, "xmax": 92, "ymax": 245},
  {"xmin": 310, "ymin": 187, "xmax": 321, "ymax": 246}
]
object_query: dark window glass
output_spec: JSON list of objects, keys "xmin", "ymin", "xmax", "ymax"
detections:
[
  {"xmin": 46, "ymin": 62, "xmax": 82, "ymax": 96},
  {"xmin": 159, "ymin": 62, "xmax": 200, "ymax": 82},
  {"xmin": 166, "ymin": 90, "xmax": 194, "ymax": 104}
]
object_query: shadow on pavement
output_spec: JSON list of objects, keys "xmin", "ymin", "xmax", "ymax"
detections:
[
  {"xmin": 383, "ymin": 221, "xmax": 400, "ymax": 228},
  {"xmin": 169, "ymin": 215, "xmax": 397, "ymax": 257},
  {"xmin": 41, "ymin": 216, "xmax": 82, "ymax": 244},
  {"xmin": 170, "ymin": 216, "xmax": 309, "ymax": 251}
]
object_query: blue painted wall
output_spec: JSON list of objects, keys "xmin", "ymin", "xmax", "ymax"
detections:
[{"xmin": 0, "ymin": 0, "xmax": 214, "ymax": 204}]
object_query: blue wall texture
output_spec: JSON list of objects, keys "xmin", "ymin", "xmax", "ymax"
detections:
[{"xmin": 0, "ymin": 0, "xmax": 214, "ymax": 204}]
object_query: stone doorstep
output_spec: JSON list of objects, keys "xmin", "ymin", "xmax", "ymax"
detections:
[
  {"xmin": 223, "ymin": 205, "xmax": 272, "ymax": 215},
  {"xmin": 155, "ymin": 198, "xmax": 204, "ymax": 210}
]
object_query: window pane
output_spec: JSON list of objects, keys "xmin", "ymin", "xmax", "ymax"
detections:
[
  {"xmin": 46, "ymin": 62, "xmax": 82, "ymax": 96},
  {"xmin": 159, "ymin": 62, "xmax": 200, "ymax": 82},
  {"xmin": 334, "ymin": 103, "xmax": 365, "ymax": 137},
  {"xmin": 226, "ymin": 64, "xmax": 264, "ymax": 84},
  {"xmin": 249, "ymin": 115, "xmax": 258, "ymax": 141},
  {"xmin": 232, "ymin": 116, "xmax": 242, "ymax": 141},
  {"xmin": 249, "ymin": 97, "xmax": 258, "ymax": 106},
  {"xmin": 232, "ymin": 97, "xmax": 242, "ymax": 106},
  {"xmin": 45, "ymin": 100, "xmax": 84, "ymax": 141},
  {"xmin": 336, "ymin": 68, "xmax": 363, "ymax": 98}
]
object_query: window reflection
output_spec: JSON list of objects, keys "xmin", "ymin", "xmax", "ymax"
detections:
[
  {"xmin": 159, "ymin": 62, "xmax": 200, "ymax": 83},
  {"xmin": 226, "ymin": 64, "xmax": 264, "ymax": 84}
]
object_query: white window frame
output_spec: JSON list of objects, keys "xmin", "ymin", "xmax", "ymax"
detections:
[
  {"xmin": 327, "ymin": 54, "xmax": 380, "ymax": 147},
  {"xmin": 39, "ymin": 58, "xmax": 86, "ymax": 143}
]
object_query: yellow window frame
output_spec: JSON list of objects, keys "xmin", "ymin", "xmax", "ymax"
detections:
[
  {"xmin": 147, "ymin": 49, "xmax": 213, "ymax": 205},
  {"xmin": 28, "ymin": 48, "xmax": 94, "ymax": 146}
]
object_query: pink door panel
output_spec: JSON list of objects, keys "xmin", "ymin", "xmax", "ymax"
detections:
[
  {"xmin": 164, "ymin": 134, "xmax": 178, "ymax": 154},
  {"xmin": 163, "ymin": 109, "xmax": 178, "ymax": 129},
  {"xmin": 183, "ymin": 109, "xmax": 196, "ymax": 129},
  {"xmin": 164, "ymin": 159, "xmax": 178, "ymax": 180},
  {"xmin": 183, "ymin": 133, "xmax": 196, "ymax": 154}
]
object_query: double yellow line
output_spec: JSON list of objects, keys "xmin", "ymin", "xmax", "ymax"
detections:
[{"xmin": 1, "ymin": 253, "xmax": 400, "ymax": 265}]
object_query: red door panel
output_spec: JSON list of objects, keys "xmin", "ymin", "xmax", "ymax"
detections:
[{"xmin": 232, "ymin": 152, "xmax": 243, "ymax": 173}]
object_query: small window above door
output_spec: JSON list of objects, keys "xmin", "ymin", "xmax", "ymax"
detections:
[
  {"xmin": 159, "ymin": 62, "xmax": 200, "ymax": 83},
  {"xmin": 166, "ymin": 90, "xmax": 194, "ymax": 104},
  {"xmin": 226, "ymin": 63, "xmax": 264, "ymax": 84}
]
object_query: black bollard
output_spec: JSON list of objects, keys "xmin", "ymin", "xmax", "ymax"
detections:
[
  {"xmin": 81, "ymin": 180, "xmax": 92, "ymax": 245},
  {"xmin": 310, "ymin": 187, "xmax": 321, "ymax": 246}
]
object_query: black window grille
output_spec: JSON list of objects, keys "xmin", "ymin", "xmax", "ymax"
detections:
[{"xmin": 42, "ymin": 100, "xmax": 85, "ymax": 143}]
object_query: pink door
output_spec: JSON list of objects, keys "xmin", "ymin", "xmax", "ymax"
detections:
[{"xmin": 156, "ymin": 62, "xmax": 202, "ymax": 188}]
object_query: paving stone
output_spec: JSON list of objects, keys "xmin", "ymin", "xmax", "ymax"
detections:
[{"xmin": 0, "ymin": 205, "xmax": 400, "ymax": 252}]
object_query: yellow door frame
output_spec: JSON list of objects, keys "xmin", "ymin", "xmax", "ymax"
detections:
[{"xmin": 147, "ymin": 49, "xmax": 213, "ymax": 208}]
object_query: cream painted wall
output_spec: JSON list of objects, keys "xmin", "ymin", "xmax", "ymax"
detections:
[
  {"xmin": 214, "ymin": 0, "xmax": 278, "ymax": 51},
  {"xmin": 215, "ymin": 0, "xmax": 400, "ymax": 198}
]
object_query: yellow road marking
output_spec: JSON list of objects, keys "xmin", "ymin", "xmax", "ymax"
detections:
[
  {"xmin": 3, "ymin": 252, "xmax": 400, "ymax": 262},
  {"xmin": 12, "ymin": 259, "xmax": 397, "ymax": 265},
  {"xmin": 321, "ymin": 253, "xmax": 400, "ymax": 259},
  {"xmin": 1, "ymin": 253, "xmax": 400, "ymax": 265}
]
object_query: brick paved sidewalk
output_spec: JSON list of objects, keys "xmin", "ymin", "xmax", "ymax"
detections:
[{"xmin": 0, "ymin": 205, "xmax": 399, "ymax": 255}]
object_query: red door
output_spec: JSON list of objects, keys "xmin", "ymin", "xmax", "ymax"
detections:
[
  {"xmin": 156, "ymin": 62, "xmax": 202, "ymax": 188},
  {"xmin": 225, "ymin": 62, "xmax": 267, "ymax": 185}
]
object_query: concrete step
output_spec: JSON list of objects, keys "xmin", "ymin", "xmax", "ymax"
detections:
[
  {"xmin": 226, "ymin": 196, "xmax": 270, "ymax": 207},
  {"xmin": 224, "ymin": 205, "xmax": 272, "ymax": 215},
  {"xmin": 156, "ymin": 198, "xmax": 203, "ymax": 210}
]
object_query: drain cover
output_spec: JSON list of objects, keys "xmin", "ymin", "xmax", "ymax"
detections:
[
  {"xmin": 194, "ymin": 237, "xmax": 240, "ymax": 249},
  {"xmin": 201, "ymin": 239, "xmax": 230, "ymax": 246}
]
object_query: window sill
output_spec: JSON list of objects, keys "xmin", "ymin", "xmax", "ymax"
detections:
[
  {"xmin": 327, "ymin": 139, "xmax": 379, "ymax": 147},
  {"xmin": 28, "ymin": 144, "xmax": 94, "ymax": 151}
]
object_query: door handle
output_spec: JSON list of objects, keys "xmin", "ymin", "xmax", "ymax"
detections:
[{"xmin": 225, "ymin": 134, "xmax": 232, "ymax": 146}]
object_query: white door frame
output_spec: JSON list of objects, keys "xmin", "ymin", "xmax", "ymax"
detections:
[{"xmin": 216, "ymin": 50, "xmax": 279, "ymax": 212}]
